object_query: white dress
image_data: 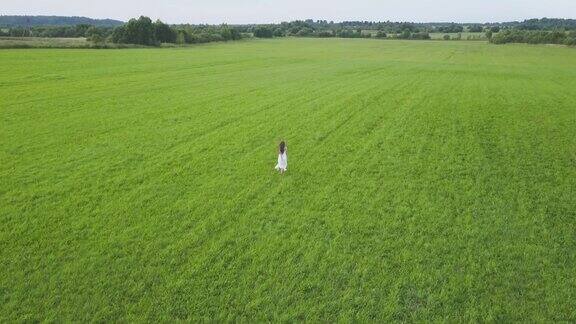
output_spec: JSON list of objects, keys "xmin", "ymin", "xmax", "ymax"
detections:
[{"xmin": 275, "ymin": 149, "xmax": 287, "ymax": 171}]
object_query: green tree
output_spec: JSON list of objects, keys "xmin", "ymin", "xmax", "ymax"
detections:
[
  {"xmin": 111, "ymin": 26, "xmax": 126, "ymax": 43},
  {"xmin": 253, "ymin": 26, "xmax": 274, "ymax": 38},
  {"xmin": 154, "ymin": 20, "xmax": 176, "ymax": 43},
  {"xmin": 468, "ymin": 25, "xmax": 483, "ymax": 32},
  {"xmin": 75, "ymin": 24, "xmax": 92, "ymax": 37},
  {"xmin": 116, "ymin": 16, "xmax": 157, "ymax": 45},
  {"xmin": 175, "ymin": 30, "xmax": 188, "ymax": 44},
  {"xmin": 85, "ymin": 26, "xmax": 105, "ymax": 45},
  {"xmin": 219, "ymin": 25, "xmax": 241, "ymax": 41},
  {"xmin": 485, "ymin": 30, "xmax": 493, "ymax": 40}
]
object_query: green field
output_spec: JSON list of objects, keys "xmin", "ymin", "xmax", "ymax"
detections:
[
  {"xmin": 0, "ymin": 36, "xmax": 91, "ymax": 48},
  {"xmin": 1, "ymin": 38, "xmax": 575, "ymax": 321},
  {"xmin": 0, "ymin": 36, "xmax": 158, "ymax": 49}
]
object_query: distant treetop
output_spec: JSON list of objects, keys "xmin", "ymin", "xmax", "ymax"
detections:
[{"xmin": 0, "ymin": 15, "xmax": 124, "ymax": 27}]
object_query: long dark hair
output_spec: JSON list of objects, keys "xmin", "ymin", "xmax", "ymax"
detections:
[{"xmin": 279, "ymin": 141, "xmax": 286, "ymax": 154}]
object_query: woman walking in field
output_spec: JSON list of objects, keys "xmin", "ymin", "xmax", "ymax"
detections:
[{"xmin": 275, "ymin": 141, "xmax": 287, "ymax": 174}]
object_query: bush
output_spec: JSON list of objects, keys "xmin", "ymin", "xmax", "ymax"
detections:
[
  {"xmin": 337, "ymin": 30, "xmax": 362, "ymax": 38},
  {"xmin": 443, "ymin": 34, "xmax": 451, "ymax": 40},
  {"xmin": 411, "ymin": 32, "xmax": 430, "ymax": 40},
  {"xmin": 296, "ymin": 27, "xmax": 314, "ymax": 37},
  {"xmin": 565, "ymin": 31, "xmax": 576, "ymax": 45},
  {"xmin": 85, "ymin": 26, "xmax": 106, "ymax": 44},
  {"xmin": 316, "ymin": 30, "xmax": 333, "ymax": 37},
  {"xmin": 375, "ymin": 31, "xmax": 387, "ymax": 38},
  {"xmin": 396, "ymin": 31, "xmax": 430, "ymax": 40},
  {"xmin": 485, "ymin": 30, "xmax": 493, "ymax": 40}
]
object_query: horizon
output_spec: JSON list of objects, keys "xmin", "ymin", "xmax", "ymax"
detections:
[
  {"xmin": 2, "ymin": 14, "xmax": 576, "ymax": 26},
  {"xmin": 2, "ymin": 0, "xmax": 575, "ymax": 25}
]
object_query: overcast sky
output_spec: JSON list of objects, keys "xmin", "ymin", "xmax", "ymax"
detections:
[{"xmin": 2, "ymin": 0, "xmax": 576, "ymax": 24}]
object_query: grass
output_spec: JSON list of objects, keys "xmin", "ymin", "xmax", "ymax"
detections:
[
  {"xmin": 0, "ymin": 36, "xmax": 92, "ymax": 48},
  {"xmin": 1, "ymin": 38, "xmax": 575, "ymax": 321},
  {"xmin": 0, "ymin": 36, "xmax": 159, "ymax": 49}
]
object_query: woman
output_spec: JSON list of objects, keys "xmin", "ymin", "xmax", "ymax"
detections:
[{"xmin": 275, "ymin": 141, "xmax": 287, "ymax": 174}]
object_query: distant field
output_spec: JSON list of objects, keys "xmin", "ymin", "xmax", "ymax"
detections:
[
  {"xmin": 1, "ymin": 38, "xmax": 575, "ymax": 321},
  {"xmin": 0, "ymin": 36, "xmax": 91, "ymax": 48},
  {"xmin": 0, "ymin": 37, "xmax": 158, "ymax": 49}
]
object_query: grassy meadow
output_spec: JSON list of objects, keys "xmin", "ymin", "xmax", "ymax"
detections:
[
  {"xmin": 0, "ymin": 36, "xmax": 158, "ymax": 49},
  {"xmin": 0, "ymin": 36, "xmax": 91, "ymax": 48},
  {"xmin": 1, "ymin": 38, "xmax": 575, "ymax": 321}
]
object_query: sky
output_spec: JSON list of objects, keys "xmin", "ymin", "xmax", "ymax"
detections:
[{"xmin": 2, "ymin": 0, "xmax": 576, "ymax": 24}]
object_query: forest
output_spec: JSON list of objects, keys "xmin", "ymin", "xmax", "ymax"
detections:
[{"xmin": 1, "ymin": 16, "xmax": 575, "ymax": 46}]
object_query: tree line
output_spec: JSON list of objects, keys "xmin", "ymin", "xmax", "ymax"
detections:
[
  {"xmin": 242, "ymin": 20, "xmax": 504, "ymax": 37},
  {"xmin": 111, "ymin": 16, "xmax": 242, "ymax": 45},
  {"xmin": 0, "ymin": 15, "xmax": 122, "ymax": 27},
  {"xmin": 242, "ymin": 20, "xmax": 502, "ymax": 41},
  {"xmin": 245, "ymin": 19, "xmax": 575, "ymax": 45},
  {"xmin": 0, "ymin": 16, "xmax": 243, "ymax": 46},
  {"xmin": 489, "ymin": 29, "xmax": 576, "ymax": 46},
  {"xmin": 246, "ymin": 21, "xmax": 433, "ymax": 40},
  {"xmin": 5, "ymin": 16, "xmax": 574, "ymax": 32},
  {"xmin": 0, "ymin": 25, "xmax": 114, "ymax": 38},
  {"xmin": 2, "ymin": 16, "xmax": 575, "ymax": 46}
]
